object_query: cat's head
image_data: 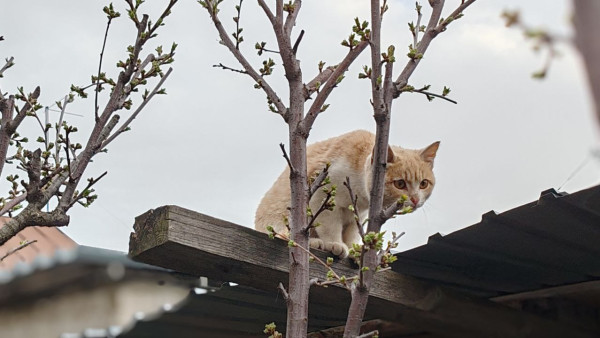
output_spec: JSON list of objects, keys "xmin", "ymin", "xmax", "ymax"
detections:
[{"xmin": 367, "ymin": 141, "xmax": 440, "ymax": 210}]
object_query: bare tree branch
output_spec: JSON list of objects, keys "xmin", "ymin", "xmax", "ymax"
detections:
[
  {"xmin": 303, "ymin": 40, "xmax": 369, "ymax": 133},
  {"xmin": 8, "ymin": 86, "xmax": 41, "ymax": 134},
  {"xmin": 343, "ymin": 177, "xmax": 365, "ymax": 239},
  {"xmin": 202, "ymin": 0, "xmax": 286, "ymax": 117},
  {"xmin": 278, "ymin": 282, "xmax": 290, "ymax": 302},
  {"xmin": 401, "ymin": 86, "xmax": 458, "ymax": 104},
  {"xmin": 303, "ymin": 65, "xmax": 335, "ymax": 100},
  {"xmin": 95, "ymin": 14, "xmax": 114, "ymax": 122},
  {"xmin": 0, "ymin": 192, "xmax": 26, "ymax": 216},
  {"xmin": 212, "ymin": 63, "xmax": 247, "ymax": 74},
  {"xmin": 102, "ymin": 67, "xmax": 173, "ymax": 149},
  {"xmin": 1, "ymin": 239, "xmax": 38, "ymax": 262},
  {"xmin": 0, "ymin": 1, "xmax": 178, "ymax": 245},
  {"xmin": 292, "ymin": 29, "xmax": 305, "ymax": 54},
  {"xmin": 257, "ymin": 0, "xmax": 276, "ymax": 26},
  {"xmin": 308, "ymin": 163, "xmax": 330, "ymax": 197},
  {"xmin": 357, "ymin": 330, "xmax": 379, "ymax": 338},
  {"xmin": 394, "ymin": 0, "xmax": 477, "ymax": 94},
  {"xmin": 573, "ymin": 0, "xmax": 600, "ymax": 126},
  {"xmin": 54, "ymin": 95, "xmax": 70, "ymax": 165},
  {"xmin": 279, "ymin": 143, "xmax": 294, "ymax": 172},
  {"xmin": 284, "ymin": 1, "xmax": 302, "ymax": 37},
  {"xmin": 0, "ymin": 56, "xmax": 14, "ymax": 79}
]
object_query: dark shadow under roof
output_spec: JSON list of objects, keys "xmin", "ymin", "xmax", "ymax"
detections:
[{"xmin": 392, "ymin": 185, "xmax": 600, "ymax": 298}]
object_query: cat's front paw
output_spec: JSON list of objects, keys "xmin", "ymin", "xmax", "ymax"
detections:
[
  {"xmin": 309, "ymin": 238, "xmax": 325, "ymax": 251},
  {"xmin": 323, "ymin": 242, "xmax": 349, "ymax": 258}
]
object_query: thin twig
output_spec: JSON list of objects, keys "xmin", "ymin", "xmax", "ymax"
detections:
[
  {"xmin": 283, "ymin": 0, "xmax": 301, "ymax": 37},
  {"xmin": 377, "ymin": 231, "xmax": 405, "ymax": 264},
  {"xmin": 0, "ymin": 192, "xmax": 27, "ymax": 216},
  {"xmin": 291, "ymin": 251, "xmax": 297, "ymax": 264},
  {"xmin": 261, "ymin": 48, "xmax": 280, "ymax": 54},
  {"xmin": 64, "ymin": 142, "xmax": 73, "ymax": 181},
  {"xmin": 406, "ymin": 87, "xmax": 458, "ymax": 104},
  {"xmin": 380, "ymin": 199, "xmax": 407, "ymax": 221},
  {"xmin": 212, "ymin": 63, "xmax": 248, "ymax": 74},
  {"xmin": 55, "ymin": 95, "xmax": 69, "ymax": 165},
  {"xmin": 0, "ymin": 57, "xmax": 14, "ymax": 78},
  {"xmin": 234, "ymin": 0, "xmax": 244, "ymax": 50},
  {"xmin": 10, "ymin": 86, "xmax": 41, "ymax": 131},
  {"xmin": 276, "ymin": 229, "xmax": 350, "ymax": 290},
  {"xmin": 395, "ymin": 0, "xmax": 477, "ymax": 93},
  {"xmin": 358, "ymin": 241, "xmax": 367, "ymax": 289},
  {"xmin": 102, "ymin": 67, "xmax": 173, "ymax": 149},
  {"xmin": 1, "ymin": 239, "xmax": 38, "ymax": 262},
  {"xmin": 312, "ymin": 277, "xmax": 357, "ymax": 288},
  {"xmin": 309, "ymin": 163, "xmax": 330, "ymax": 197},
  {"xmin": 292, "ymin": 29, "xmax": 304, "ymax": 54},
  {"xmin": 257, "ymin": 0, "xmax": 276, "ymax": 26},
  {"xmin": 203, "ymin": 0, "xmax": 286, "ymax": 116},
  {"xmin": 279, "ymin": 143, "xmax": 294, "ymax": 171},
  {"xmin": 303, "ymin": 65, "xmax": 336, "ymax": 100},
  {"xmin": 357, "ymin": 330, "xmax": 379, "ymax": 338},
  {"xmin": 96, "ymin": 16, "xmax": 113, "ymax": 122},
  {"xmin": 343, "ymin": 177, "xmax": 365, "ymax": 239},
  {"xmin": 303, "ymin": 39, "xmax": 369, "ymax": 133},
  {"xmin": 123, "ymin": 54, "xmax": 156, "ymax": 95},
  {"xmin": 305, "ymin": 190, "xmax": 334, "ymax": 232},
  {"xmin": 278, "ymin": 282, "xmax": 290, "ymax": 302},
  {"xmin": 413, "ymin": 4, "xmax": 422, "ymax": 48},
  {"xmin": 68, "ymin": 171, "xmax": 108, "ymax": 208}
]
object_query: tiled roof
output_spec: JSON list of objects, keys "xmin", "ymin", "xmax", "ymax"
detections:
[{"xmin": 0, "ymin": 218, "xmax": 76, "ymax": 271}]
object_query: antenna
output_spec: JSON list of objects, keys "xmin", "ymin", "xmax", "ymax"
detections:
[{"xmin": 42, "ymin": 97, "xmax": 84, "ymax": 212}]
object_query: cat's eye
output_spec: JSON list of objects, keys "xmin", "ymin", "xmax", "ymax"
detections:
[
  {"xmin": 419, "ymin": 179, "xmax": 429, "ymax": 189},
  {"xmin": 394, "ymin": 179, "xmax": 407, "ymax": 190}
]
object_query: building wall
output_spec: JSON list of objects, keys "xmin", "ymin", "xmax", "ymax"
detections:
[{"xmin": 0, "ymin": 280, "xmax": 189, "ymax": 338}]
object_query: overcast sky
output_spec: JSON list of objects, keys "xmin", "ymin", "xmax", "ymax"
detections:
[{"xmin": 2, "ymin": 0, "xmax": 598, "ymax": 253}]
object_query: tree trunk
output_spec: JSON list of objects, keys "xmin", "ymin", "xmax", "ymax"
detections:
[
  {"xmin": 286, "ymin": 70, "xmax": 310, "ymax": 337},
  {"xmin": 573, "ymin": 0, "xmax": 600, "ymax": 127}
]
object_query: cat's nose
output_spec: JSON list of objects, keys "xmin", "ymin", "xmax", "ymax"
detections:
[{"xmin": 410, "ymin": 197, "xmax": 419, "ymax": 206}]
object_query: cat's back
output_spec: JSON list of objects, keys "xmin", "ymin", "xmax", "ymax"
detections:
[
  {"xmin": 255, "ymin": 130, "xmax": 375, "ymax": 233},
  {"xmin": 307, "ymin": 130, "xmax": 375, "ymax": 173}
]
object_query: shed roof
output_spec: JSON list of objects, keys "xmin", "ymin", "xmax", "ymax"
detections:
[
  {"xmin": 108, "ymin": 184, "xmax": 600, "ymax": 337},
  {"xmin": 392, "ymin": 185, "xmax": 600, "ymax": 299}
]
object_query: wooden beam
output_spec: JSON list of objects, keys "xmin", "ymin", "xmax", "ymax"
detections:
[{"xmin": 129, "ymin": 205, "xmax": 597, "ymax": 338}]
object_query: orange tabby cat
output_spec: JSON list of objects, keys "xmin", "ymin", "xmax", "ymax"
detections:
[{"xmin": 255, "ymin": 130, "xmax": 439, "ymax": 258}]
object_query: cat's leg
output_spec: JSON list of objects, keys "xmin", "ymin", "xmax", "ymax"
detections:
[
  {"xmin": 309, "ymin": 238, "xmax": 325, "ymax": 250},
  {"xmin": 342, "ymin": 223, "xmax": 362, "ymax": 251},
  {"xmin": 312, "ymin": 213, "xmax": 348, "ymax": 258}
]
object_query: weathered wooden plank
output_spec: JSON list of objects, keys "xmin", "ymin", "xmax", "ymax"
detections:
[{"xmin": 129, "ymin": 205, "xmax": 597, "ymax": 337}]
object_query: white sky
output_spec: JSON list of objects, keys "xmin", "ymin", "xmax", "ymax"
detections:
[{"xmin": 1, "ymin": 0, "xmax": 598, "ymax": 253}]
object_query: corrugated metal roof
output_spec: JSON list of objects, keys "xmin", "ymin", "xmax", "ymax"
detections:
[
  {"xmin": 392, "ymin": 185, "xmax": 600, "ymax": 298},
  {"xmin": 0, "ymin": 245, "xmax": 184, "ymax": 306},
  {"xmin": 66, "ymin": 285, "xmax": 387, "ymax": 338}
]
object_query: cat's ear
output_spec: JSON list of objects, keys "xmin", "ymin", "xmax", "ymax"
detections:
[
  {"xmin": 420, "ymin": 141, "xmax": 440, "ymax": 166},
  {"xmin": 371, "ymin": 145, "xmax": 395, "ymax": 164},
  {"xmin": 387, "ymin": 145, "xmax": 395, "ymax": 163}
]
